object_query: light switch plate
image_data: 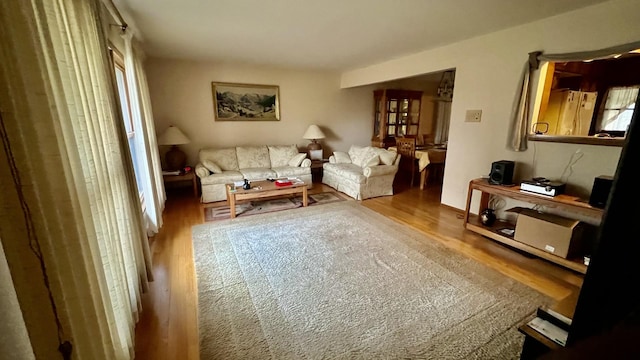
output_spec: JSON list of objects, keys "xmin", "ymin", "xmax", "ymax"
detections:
[{"xmin": 465, "ymin": 110, "xmax": 482, "ymax": 122}]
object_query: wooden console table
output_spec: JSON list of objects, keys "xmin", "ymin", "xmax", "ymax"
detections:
[
  {"xmin": 163, "ymin": 170, "xmax": 198, "ymax": 198},
  {"xmin": 463, "ymin": 178, "xmax": 603, "ymax": 274},
  {"xmin": 310, "ymin": 159, "xmax": 328, "ymax": 183},
  {"xmin": 518, "ymin": 291, "xmax": 579, "ymax": 359}
]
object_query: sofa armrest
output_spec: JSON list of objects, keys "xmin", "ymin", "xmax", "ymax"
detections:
[
  {"xmin": 301, "ymin": 158, "xmax": 311, "ymax": 167},
  {"xmin": 329, "ymin": 155, "xmax": 336, "ymax": 163},
  {"xmin": 363, "ymin": 164, "xmax": 397, "ymax": 178},
  {"xmin": 393, "ymin": 153, "xmax": 402, "ymax": 166},
  {"xmin": 195, "ymin": 163, "xmax": 211, "ymax": 179}
]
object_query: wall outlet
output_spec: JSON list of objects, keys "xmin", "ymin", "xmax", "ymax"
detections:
[{"xmin": 465, "ymin": 110, "xmax": 482, "ymax": 122}]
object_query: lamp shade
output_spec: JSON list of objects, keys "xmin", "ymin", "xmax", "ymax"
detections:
[
  {"xmin": 302, "ymin": 125, "xmax": 325, "ymax": 140},
  {"xmin": 158, "ymin": 125, "xmax": 190, "ymax": 145}
]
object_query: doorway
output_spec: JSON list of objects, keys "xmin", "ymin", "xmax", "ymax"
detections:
[{"xmin": 373, "ymin": 69, "xmax": 455, "ymax": 195}]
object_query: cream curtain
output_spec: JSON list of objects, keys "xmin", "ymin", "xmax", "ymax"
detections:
[
  {"xmin": 134, "ymin": 44, "xmax": 167, "ymax": 231},
  {"xmin": 507, "ymin": 41, "xmax": 640, "ymax": 151},
  {"xmin": 121, "ymin": 31, "xmax": 166, "ymax": 234},
  {"xmin": 0, "ymin": 0, "xmax": 152, "ymax": 359},
  {"xmin": 434, "ymin": 100, "xmax": 452, "ymax": 145},
  {"xmin": 508, "ymin": 59, "xmax": 532, "ymax": 152}
]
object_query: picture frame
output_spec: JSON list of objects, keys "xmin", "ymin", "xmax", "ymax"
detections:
[{"xmin": 212, "ymin": 82, "xmax": 280, "ymax": 121}]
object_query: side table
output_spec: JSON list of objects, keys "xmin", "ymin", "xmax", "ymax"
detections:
[
  {"xmin": 163, "ymin": 171, "xmax": 198, "ymax": 198},
  {"xmin": 310, "ymin": 159, "xmax": 328, "ymax": 183}
]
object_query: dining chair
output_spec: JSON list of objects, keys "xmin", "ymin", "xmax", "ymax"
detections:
[
  {"xmin": 420, "ymin": 148, "xmax": 447, "ymax": 189},
  {"xmin": 395, "ymin": 136, "xmax": 418, "ymax": 187},
  {"xmin": 421, "ymin": 134, "xmax": 434, "ymax": 147}
]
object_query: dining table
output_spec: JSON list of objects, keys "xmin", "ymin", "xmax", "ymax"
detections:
[{"xmin": 388, "ymin": 145, "xmax": 447, "ymax": 190}]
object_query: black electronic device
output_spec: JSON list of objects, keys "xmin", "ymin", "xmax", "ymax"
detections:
[
  {"xmin": 589, "ymin": 175, "xmax": 613, "ymax": 208},
  {"xmin": 488, "ymin": 160, "xmax": 515, "ymax": 185}
]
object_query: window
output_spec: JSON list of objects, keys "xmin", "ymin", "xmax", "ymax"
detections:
[
  {"xmin": 530, "ymin": 53, "xmax": 640, "ymax": 146},
  {"xmin": 600, "ymin": 86, "xmax": 639, "ymax": 132},
  {"xmin": 112, "ymin": 49, "xmax": 144, "ymax": 198}
]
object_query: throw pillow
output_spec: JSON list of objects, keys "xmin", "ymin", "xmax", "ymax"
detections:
[
  {"xmin": 195, "ymin": 165, "xmax": 210, "ymax": 178},
  {"xmin": 377, "ymin": 149, "xmax": 397, "ymax": 166},
  {"xmin": 287, "ymin": 153, "xmax": 307, "ymax": 167},
  {"xmin": 202, "ymin": 159, "xmax": 222, "ymax": 174},
  {"xmin": 357, "ymin": 147, "xmax": 379, "ymax": 168},
  {"xmin": 333, "ymin": 151, "xmax": 352, "ymax": 164},
  {"xmin": 362, "ymin": 154, "xmax": 380, "ymax": 167}
]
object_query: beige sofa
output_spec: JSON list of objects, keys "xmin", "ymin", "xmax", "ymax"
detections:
[
  {"xmin": 195, "ymin": 144, "xmax": 312, "ymax": 203},
  {"xmin": 322, "ymin": 145, "xmax": 400, "ymax": 200}
]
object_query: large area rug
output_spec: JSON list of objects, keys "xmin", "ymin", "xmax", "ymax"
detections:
[
  {"xmin": 192, "ymin": 202, "xmax": 550, "ymax": 359},
  {"xmin": 203, "ymin": 191, "xmax": 348, "ymax": 221}
]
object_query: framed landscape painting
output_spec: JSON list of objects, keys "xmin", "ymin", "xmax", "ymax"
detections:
[{"xmin": 212, "ymin": 82, "xmax": 280, "ymax": 121}]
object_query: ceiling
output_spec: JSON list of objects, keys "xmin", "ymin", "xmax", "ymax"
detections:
[{"xmin": 114, "ymin": 0, "xmax": 608, "ymax": 71}]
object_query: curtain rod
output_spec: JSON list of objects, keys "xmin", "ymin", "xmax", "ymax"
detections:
[{"xmin": 103, "ymin": 0, "xmax": 128, "ymax": 31}]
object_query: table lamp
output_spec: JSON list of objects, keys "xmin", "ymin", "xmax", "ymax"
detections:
[
  {"xmin": 158, "ymin": 125, "xmax": 190, "ymax": 171},
  {"xmin": 302, "ymin": 124, "xmax": 326, "ymax": 160}
]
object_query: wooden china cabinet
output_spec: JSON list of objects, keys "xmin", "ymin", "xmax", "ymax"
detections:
[{"xmin": 371, "ymin": 89, "xmax": 423, "ymax": 148}]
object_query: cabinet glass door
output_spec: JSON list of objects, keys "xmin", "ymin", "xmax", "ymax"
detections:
[
  {"xmin": 387, "ymin": 98, "xmax": 398, "ymax": 137},
  {"xmin": 410, "ymin": 99, "xmax": 421, "ymax": 125},
  {"xmin": 373, "ymin": 98, "xmax": 382, "ymax": 136},
  {"xmin": 372, "ymin": 89, "xmax": 423, "ymax": 148},
  {"xmin": 407, "ymin": 98, "xmax": 420, "ymax": 135},
  {"xmin": 398, "ymin": 99, "xmax": 408, "ymax": 136}
]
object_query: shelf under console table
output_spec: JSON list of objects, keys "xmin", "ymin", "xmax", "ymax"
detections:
[{"xmin": 463, "ymin": 178, "xmax": 603, "ymax": 274}]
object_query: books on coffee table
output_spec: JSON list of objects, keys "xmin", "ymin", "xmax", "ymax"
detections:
[
  {"xmin": 274, "ymin": 177, "xmax": 304, "ymax": 187},
  {"xmin": 275, "ymin": 179, "xmax": 293, "ymax": 187}
]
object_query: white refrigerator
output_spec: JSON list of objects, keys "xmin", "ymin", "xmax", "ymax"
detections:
[{"xmin": 543, "ymin": 89, "xmax": 597, "ymax": 136}]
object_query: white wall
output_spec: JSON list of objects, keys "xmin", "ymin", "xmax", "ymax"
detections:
[
  {"xmin": 341, "ymin": 0, "xmax": 639, "ymax": 210},
  {"xmin": 145, "ymin": 59, "xmax": 375, "ymax": 166}
]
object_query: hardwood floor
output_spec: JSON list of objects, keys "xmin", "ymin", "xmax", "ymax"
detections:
[{"xmin": 134, "ymin": 182, "xmax": 584, "ymax": 360}]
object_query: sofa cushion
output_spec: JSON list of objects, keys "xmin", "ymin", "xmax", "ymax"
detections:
[
  {"xmin": 272, "ymin": 166, "xmax": 311, "ymax": 178},
  {"xmin": 348, "ymin": 145, "xmax": 367, "ymax": 167},
  {"xmin": 324, "ymin": 163, "xmax": 366, "ymax": 184},
  {"xmin": 202, "ymin": 159, "xmax": 222, "ymax": 173},
  {"xmin": 288, "ymin": 153, "xmax": 307, "ymax": 167},
  {"xmin": 199, "ymin": 148, "xmax": 239, "ymax": 171},
  {"xmin": 199, "ymin": 171, "xmax": 244, "ymax": 185},
  {"xmin": 333, "ymin": 151, "xmax": 352, "ymax": 164},
  {"xmin": 268, "ymin": 145, "xmax": 300, "ymax": 167},
  {"xmin": 239, "ymin": 167, "xmax": 277, "ymax": 180},
  {"xmin": 236, "ymin": 146, "xmax": 271, "ymax": 169}
]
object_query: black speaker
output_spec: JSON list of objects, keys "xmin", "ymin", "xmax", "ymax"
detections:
[
  {"xmin": 589, "ymin": 175, "xmax": 613, "ymax": 208},
  {"xmin": 489, "ymin": 160, "xmax": 515, "ymax": 185}
]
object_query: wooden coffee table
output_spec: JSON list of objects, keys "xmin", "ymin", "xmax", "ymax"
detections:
[{"xmin": 225, "ymin": 179, "xmax": 308, "ymax": 218}]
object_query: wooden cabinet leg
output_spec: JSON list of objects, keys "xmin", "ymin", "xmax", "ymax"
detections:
[
  {"xmin": 192, "ymin": 175, "xmax": 197, "ymax": 197},
  {"xmin": 464, "ymin": 181, "xmax": 474, "ymax": 227},
  {"xmin": 479, "ymin": 191, "xmax": 490, "ymax": 212}
]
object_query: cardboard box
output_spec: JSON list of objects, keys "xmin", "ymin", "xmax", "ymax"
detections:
[{"xmin": 513, "ymin": 208, "xmax": 584, "ymax": 258}]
